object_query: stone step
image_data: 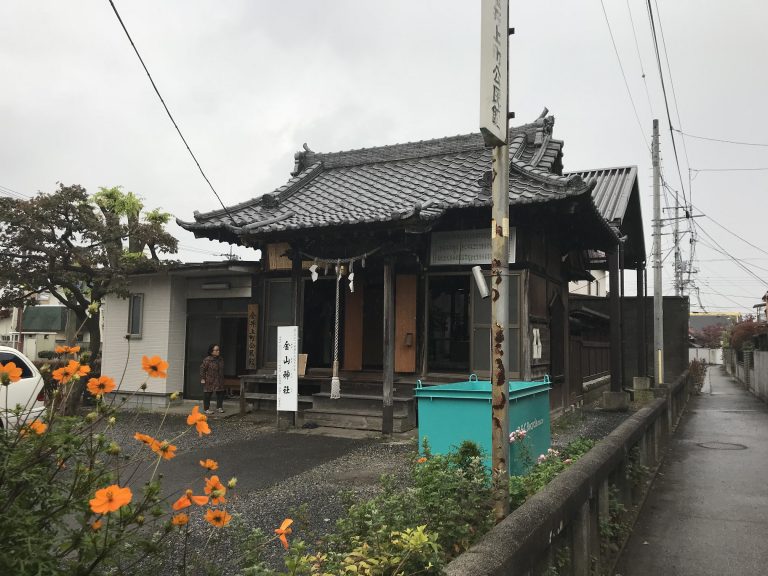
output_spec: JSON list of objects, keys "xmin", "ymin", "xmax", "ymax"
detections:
[
  {"xmin": 299, "ymin": 407, "xmax": 416, "ymax": 432},
  {"xmin": 312, "ymin": 392, "xmax": 414, "ymax": 416}
]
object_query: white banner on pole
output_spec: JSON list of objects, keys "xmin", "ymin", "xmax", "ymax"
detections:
[
  {"xmin": 277, "ymin": 326, "xmax": 298, "ymax": 412},
  {"xmin": 480, "ymin": 0, "xmax": 508, "ymax": 147}
]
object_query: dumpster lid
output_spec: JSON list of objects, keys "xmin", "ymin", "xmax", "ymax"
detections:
[{"xmin": 415, "ymin": 375, "xmax": 551, "ymax": 400}]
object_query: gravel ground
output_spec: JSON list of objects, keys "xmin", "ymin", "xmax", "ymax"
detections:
[
  {"xmin": 551, "ymin": 402, "xmax": 633, "ymax": 448},
  {"xmin": 102, "ymin": 401, "xmax": 632, "ymax": 575}
]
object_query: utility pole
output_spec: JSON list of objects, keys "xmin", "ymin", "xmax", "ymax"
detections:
[
  {"xmin": 652, "ymin": 119, "xmax": 664, "ymax": 386},
  {"xmin": 673, "ymin": 192, "xmax": 682, "ymax": 296},
  {"xmin": 480, "ymin": 0, "xmax": 511, "ymax": 522}
]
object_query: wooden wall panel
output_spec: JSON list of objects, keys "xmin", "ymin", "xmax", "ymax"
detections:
[{"xmin": 395, "ymin": 275, "xmax": 417, "ymax": 373}]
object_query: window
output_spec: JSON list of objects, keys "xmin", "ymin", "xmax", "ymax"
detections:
[
  {"xmin": 127, "ymin": 294, "xmax": 144, "ymax": 338},
  {"xmin": 0, "ymin": 352, "xmax": 33, "ymax": 378}
]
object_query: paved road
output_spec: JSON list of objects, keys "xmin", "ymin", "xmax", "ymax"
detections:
[{"xmin": 616, "ymin": 368, "xmax": 768, "ymax": 576}]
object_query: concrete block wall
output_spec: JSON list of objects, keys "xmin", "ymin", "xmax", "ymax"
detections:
[{"xmin": 444, "ymin": 371, "xmax": 691, "ymax": 576}]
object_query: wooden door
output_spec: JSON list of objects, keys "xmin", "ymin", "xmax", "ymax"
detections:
[
  {"xmin": 343, "ymin": 283, "xmax": 364, "ymax": 370},
  {"xmin": 395, "ymin": 275, "xmax": 417, "ymax": 373}
]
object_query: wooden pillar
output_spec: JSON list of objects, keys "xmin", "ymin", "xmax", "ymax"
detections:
[
  {"xmin": 382, "ymin": 260, "xmax": 395, "ymax": 435},
  {"xmin": 609, "ymin": 250, "xmax": 622, "ymax": 392}
]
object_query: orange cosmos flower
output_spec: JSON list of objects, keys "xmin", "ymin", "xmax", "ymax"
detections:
[
  {"xmin": 275, "ymin": 518, "xmax": 293, "ymax": 549},
  {"xmin": 199, "ymin": 458, "xmax": 219, "ymax": 471},
  {"xmin": 89, "ymin": 484, "xmax": 132, "ymax": 514},
  {"xmin": 186, "ymin": 406, "xmax": 211, "ymax": 436},
  {"xmin": 0, "ymin": 362, "xmax": 23, "ymax": 384},
  {"xmin": 417, "ymin": 457, "xmax": 428, "ymax": 464},
  {"xmin": 171, "ymin": 513, "xmax": 189, "ymax": 526},
  {"xmin": 52, "ymin": 360, "xmax": 89, "ymax": 384},
  {"xmin": 134, "ymin": 432, "xmax": 160, "ymax": 451},
  {"xmin": 91, "ymin": 519, "xmax": 103, "ymax": 531},
  {"xmin": 141, "ymin": 355, "xmax": 169, "ymax": 379},
  {"xmin": 151, "ymin": 440, "xmax": 177, "ymax": 460},
  {"xmin": 204, "ymin": 475, "xmax": 227, "ymax": 505},
  {"xmin": 27, "ymin": 420, "xmax": 47, "ymax": 435},
  {"xmin": 86, "ymin": 375, "xmax": 116, "ymax": 397},
  {"xmin": 55, "ymin": 345, "xmax": 68, "ymax": 354},
  {"xmin": 204, "ymin": 508, "xmax": 232, "ymax": 528},
  {"xmin": 68, "ymin": 345, "xmax": 81, "ymax": 354},
  {"xmin": 172, "ymin": 489, "xmax": 209, "ymax": 511}
]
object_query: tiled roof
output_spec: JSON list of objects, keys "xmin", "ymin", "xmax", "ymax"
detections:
[{"xmin": 178, "ymin": 114, "xmax": 614, "ymax": 244}]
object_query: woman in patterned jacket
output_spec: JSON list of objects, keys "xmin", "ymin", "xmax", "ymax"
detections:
[{"xmin": 200, "ymin": 343, "xmax": 225, "ymax": 414}]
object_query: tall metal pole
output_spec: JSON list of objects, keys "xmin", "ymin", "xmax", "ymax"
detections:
[{"xmin": 652, "ymin": 119, "xmax": 664, "ymax": 385}]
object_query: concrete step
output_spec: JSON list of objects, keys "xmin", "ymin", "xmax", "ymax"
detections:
[
  {"xmin": 299, "ymin": 407, "xmax": 416, "ymax": 432},
  {"xmin": 318, "ymin": 380, "xmax": 417, "ymax": 397},
  {"xmin": 312, "ymin": 392, "xmax": 415, "ymax": 416}
]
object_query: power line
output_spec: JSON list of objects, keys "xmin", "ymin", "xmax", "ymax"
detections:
[
  {"xmin": 653, "ymin": 0, "xmax": 692, "ymax": 192},
  {"xmin": 693, "ymin": 222, "xmax": 767, "ymax": 286},
  {"xmin": 106, "ymin": 0, "xmax": 237, "ymax": 226},
  {"xmin": 0, "ymin": 184, "xmax": 31, "ymax": 199},
  {"xmin": 645, "ymin": 0, "xmax": 688, "ymax": 207},
  {"xmin": 691, "ymin": 167, "xmax": 768, "ymax": 173},
  {"xmin": 625, "ymin": 0, "xmax": 654, "ymax": 118},
  {"xmin": 697, "ymin": 209, "xmax": 768, "ymax": 258},
  {"xmin": 599, "ymin": 0, "xmax": 650, "ymax": 151},
  {"xmin": 673, "ymin": 128, "xmax": 768, "ymax": 148}
]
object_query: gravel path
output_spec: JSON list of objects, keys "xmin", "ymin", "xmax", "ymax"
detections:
[{"xmin": 103, "ymin": 401, "xmax": 631, "ymax": 575}]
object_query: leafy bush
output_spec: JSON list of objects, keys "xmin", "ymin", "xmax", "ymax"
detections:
[
  {"xmin": 688, "ymin": 359, "xmax": 707, "ymax": 394},
  {"xmin": 327, "ymin": 440, "xmax": 493, "ymax": 568},
  {"xmin": 509, "ymin": 438, "xmax": 596, "ymax": 509},
  {"xmin": 0, "ymin": 350, "xmax": 273, "ymax": 576}
]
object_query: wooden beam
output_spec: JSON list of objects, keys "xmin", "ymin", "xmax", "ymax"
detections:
[{"xmin": 609, "ymin": 249, "xmax": 622, "ymax": 391}]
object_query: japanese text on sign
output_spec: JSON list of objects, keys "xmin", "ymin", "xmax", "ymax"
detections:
[
  {"xmin": 277, "ymin": 326, "xmax": 298, "ymax": 412},
  {"xmin": 480, "ymin": 0, "xmax": 508, "ymax": 147}
]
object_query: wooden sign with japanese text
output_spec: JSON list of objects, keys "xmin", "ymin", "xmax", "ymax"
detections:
[
  {"xmin": 480, "ymin": 0, "xmax": 508, "ymax": 147},
  {"xmin": 247, "ymin": 304, "xmax": 259, "ymax": 369},
  {"xmin": 277, "ymin": 326, "xmax": 298, "ymax": 412}
]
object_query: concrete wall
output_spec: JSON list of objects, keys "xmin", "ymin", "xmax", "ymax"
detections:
[
  {"xmin": 689, "ymin": 348, "xmax": 722, "ymax": 365},
  {"xmin": 445, "ymin": 371, "xmax": 692, "ymax": 576},
  {"xmin": 729, "ymin": 349, "xmax": 768, "ymax": 403},
  {"xmin": 754, "ymin": 351, "xmax": 768, "ymax": 401}
]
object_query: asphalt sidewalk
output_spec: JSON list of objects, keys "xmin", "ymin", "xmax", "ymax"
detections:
[{"xmin": 616, "ymin": 367, "xmax": 768, "ymax": 576}]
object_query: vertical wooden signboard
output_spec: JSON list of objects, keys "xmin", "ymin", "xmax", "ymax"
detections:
[{"xmin": 247, "ymin": 304, "xmax": 259, "ymax": 370}]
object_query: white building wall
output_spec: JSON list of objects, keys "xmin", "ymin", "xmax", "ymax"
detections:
[
  {"xmin": 569, "ymin": 270, "xmax": 608, "ymax": 297},
  {"xmin": 166, "ymin": 277, "xmax": 188, "ymax": 395},
  {"xmin": 101, "ymin": 275, "xmax": 173, "ymax": 395}
]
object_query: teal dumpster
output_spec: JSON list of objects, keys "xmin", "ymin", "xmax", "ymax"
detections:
[{"xmin": 415, "ymin": 375, "xmax": 551, "ymax": 475}]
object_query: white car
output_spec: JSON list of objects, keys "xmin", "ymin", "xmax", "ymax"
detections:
[{"xmin": 0, "ymin": 345, "xmax": 46, "ymax": 429}]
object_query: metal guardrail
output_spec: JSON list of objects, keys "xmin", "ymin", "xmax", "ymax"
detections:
[{"xmin": 444, "ymin": 370, "xmax": 691, "ymax": 576}]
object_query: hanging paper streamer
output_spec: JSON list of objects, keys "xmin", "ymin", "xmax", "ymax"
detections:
[{"xmin": 309, "ymin": 264, "xmax": 319, "ymax": 282}]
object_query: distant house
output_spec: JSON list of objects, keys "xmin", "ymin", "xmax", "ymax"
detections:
[{"xmin": 0, "ymin": 292, "xmax": 85, "ymax": 358}]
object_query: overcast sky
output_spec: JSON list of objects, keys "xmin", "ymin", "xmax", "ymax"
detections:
[{"xmin": 2, "ymin": 1, "xmax": 766, "ymax": 314}]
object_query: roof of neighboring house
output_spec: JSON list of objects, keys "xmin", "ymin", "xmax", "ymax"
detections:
[
  {"xmin": 178, "ymin": 113, "xmax": 618, "ymax": 250},
  {"xmin": 21, "ymin": 306, "xmax": 67, "ymax": 333},
  {"xmin": 565, "ymin": 165, "xmax": 646, "ymax": 269},
  {"xmin": 689, "ymin": 312, "xmax": 741, "ymax": 332}
]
